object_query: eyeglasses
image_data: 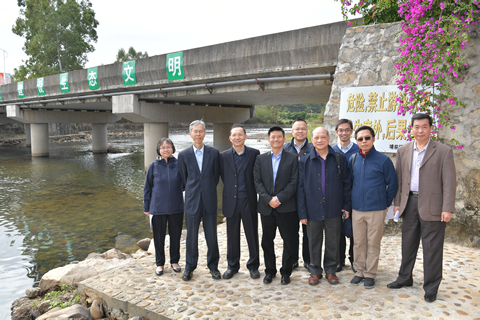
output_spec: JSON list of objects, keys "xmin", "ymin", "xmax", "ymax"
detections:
[
  {"xmin": 192, "ymin": 130, "xmax": 205, "ymax": 134},
  {"xmin": 356, "ymin": 136, "xmax": 372, "ymax": 142},
  {"xmin": 337, "ymin": 129, "xmax": 352, "ymax": 133},
  {"xmin": 160, "ymin": 146, "xmax": 173, "ymax": 150}
]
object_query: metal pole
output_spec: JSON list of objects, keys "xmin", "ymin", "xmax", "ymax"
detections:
[{"xmin": 0, "ymin": 48, "xmax": 7, "ymax": 84}]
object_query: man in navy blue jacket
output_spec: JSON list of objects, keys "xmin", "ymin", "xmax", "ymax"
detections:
[
  {"xmin": 297, "ymin": 127, "xmax": 352, "ymax": 286},
  {"xmin": 349, "ymin": 126, "xmax": 398, "ymax": 289},
  {"xmin": 332, "ymin": 119, "xmax": 360, "ymax": 273},
  {"xmin": 283, "ymin": 119, "xmax": 313, "ymax": 270},
  {"xmin": 178, "ymin": 120, "xmax": 221, "ymax": 281}
]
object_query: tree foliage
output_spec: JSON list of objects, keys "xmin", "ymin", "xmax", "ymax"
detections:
[
  {"xmin": 12, "ymin": 0, "xmax": 99, "ymax": 81},
  {"xmin": 115, "ymin": 47, "xmax": 148, "ymax": 63}
]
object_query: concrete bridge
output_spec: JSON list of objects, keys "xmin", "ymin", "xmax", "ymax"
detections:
[{"xmin": 0, "ymin": 21, "xmax": 348, "ymax": 169}]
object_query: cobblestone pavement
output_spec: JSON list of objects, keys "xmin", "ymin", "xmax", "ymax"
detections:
[{"xmin": 79, "ymin": 221, "xmax": 480, "ymax": 319}]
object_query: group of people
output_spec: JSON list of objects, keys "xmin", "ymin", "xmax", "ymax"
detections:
[{"xmin": 143, "ymin": 113, "xmax": 456, "ymax": 303}]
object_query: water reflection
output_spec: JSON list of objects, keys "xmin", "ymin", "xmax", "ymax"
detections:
[{"xmin": 0, "ymin": 129, "xmax": 271, "ymax": 319}]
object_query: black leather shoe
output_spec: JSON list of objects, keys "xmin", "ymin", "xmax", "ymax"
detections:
[
  {"xmin": 387, "ymin": 281, "xmax": 412, "ymax": 289},
  {"xmin": 263, "ymin": 273, "xmax": 275, "ymax": 284},
  {"xmin": 292, "ymin": 261, "xmax": 299, "ymax": 269},
  {"xmin": 424, "ymin": 293, "xmax": 437, "ymax": 303},
  {"xmin": 336, "ymin": 264, "xmax": 343, "ymax": 272},
  {"xmin": 303, "ymin": 262, "xmax": 309, "ymax": 269},
  {"xmin": 350, "ymin": 276, "xmax": 364, "ymax": 285},
  {"xmin": 351, "ymin": 265, "xmax": 357, "ymax": 273},
  {"xmin": 249, "ymin": 269, "xmax": 260, "ymax": 279},
  {"xmin": 182, "ymin": 270, "xmax": 193, "ymax": 281},
  {"xmin": 222, "ymin": 269, "xmax": 238, "ymax": 279},
  {"xmin": 155, "ymin": 267, "xmax": 163, "ymax": 276},
  {"xmin": 281, "ymin": 275, "xmax": 291, "ymax": 285},
  {"xmin": 210, "ymin": 269, "xmax": 221, "ymax": 280},
  {"xmin": 171, "ymin": 264, "xmax": 182, "ymax": 273}
]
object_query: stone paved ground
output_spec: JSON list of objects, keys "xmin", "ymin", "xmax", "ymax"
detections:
[{"xmin": 79, "ymin": 220, "xmax": 480, "ymax": 320}]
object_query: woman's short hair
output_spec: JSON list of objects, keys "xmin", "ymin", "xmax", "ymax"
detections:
[{"xmin": 156, "ymin": 137, "xmax": 176, "ymax": 156}]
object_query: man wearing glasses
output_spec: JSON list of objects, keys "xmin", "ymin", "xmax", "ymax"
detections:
[
  {"xmin": 283, "ymin": 119, "xmax": 312, "ymax": 270},
  {"xmin": 332, "ymin": 119, "xmax": 360, "ymax": 273},
  {"xmin": 349, "ymin": 126, "xmax": 398, "ymax": 289}
]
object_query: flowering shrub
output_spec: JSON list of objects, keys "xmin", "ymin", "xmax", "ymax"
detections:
[{"xmin": 337, "ymin": 0, "xmax": 480, "ymax": 149}]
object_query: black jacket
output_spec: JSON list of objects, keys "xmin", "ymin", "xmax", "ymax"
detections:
[
  {"xmin": 219, "ymin": 146, "xmax": 260, "ymax": 218},
  {"xmin": 254, "ymin": 150, "xmax": 298, "ymax": 215}
]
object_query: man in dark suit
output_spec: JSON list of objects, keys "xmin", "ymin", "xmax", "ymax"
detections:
[
  {"xmin": 219, "ymin": 124, "xmax": 260, "ymax": 280},
  {"xmin": 387, "ymin": 113, "xmax": 456, "ymax": 303},
  {"xmin": 178, "ymin": 120, "xmax": 221, "ymax": 281},
  {"xmin": 254, "ymin": 126, "xmax": 298, "ymax": 285},
  {"xmin": 283, "ymin": 118, "xmax": 313, "ymax": 270}
]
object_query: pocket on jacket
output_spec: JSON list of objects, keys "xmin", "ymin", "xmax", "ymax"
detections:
[{"xmin": 430, "ymin": 194, "xmax": 442, "ymax": 216}]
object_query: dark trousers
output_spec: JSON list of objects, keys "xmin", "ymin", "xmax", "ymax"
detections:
[
  {"xmin": 260, "ymin": 210, "xmax": 297, "ymax": 276},
  {"xmin": 152, "ymin": 212, "xmax": 184, "ymax": 266},
  {"xmin": 396, "ymin": 195, "xmax": 446, "ymax": 294},
  {"xmin": 294, "ymin": 219, "xmax": 310, "ymax": 265},
  {"xmin": 226, "ymin": 197, "xmax": 259, "ymax": 271},
  {"xmin": 339, "ymin": 232, "xmax": 354, "ymax": 265},
  {"xmin": 307, "ymin": 217, "xmax": 341, "ymax": 275},
  {"xmin": 185, "ymin": 199, "xmax": 220, "ymax": 272}
]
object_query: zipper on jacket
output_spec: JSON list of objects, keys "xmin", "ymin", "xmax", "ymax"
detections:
[{"xmin": 167, "ymin": 163, "xmax": 172, "ymax": 214}]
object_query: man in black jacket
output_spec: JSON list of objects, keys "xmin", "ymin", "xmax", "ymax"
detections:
[
  {"xmin": 219, "ymin": 125, "xmax": 260, "ymax": 279},
  {"xmin": 254, "ymin": 126, "xmax": 298, "ymax": 285},
  {"xmin": 283, "ymin": 118, "xmax": 313, "ymax": 270}
]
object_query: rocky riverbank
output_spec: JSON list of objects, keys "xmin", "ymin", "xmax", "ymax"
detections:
[{"xmin": 10, "ymin": 238, "xmax": 161, "ymax": 320}]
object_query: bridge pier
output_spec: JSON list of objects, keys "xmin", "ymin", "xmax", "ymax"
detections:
[
  {"xmin": 112, "ymin": 94, "xmax": 253, "ymax": 171},
  {"xmin": 92, "ymin": 123, "xmax": 108, "ymax": 154},
  {"xmin": 213, "ymin": 123, "xmax": 233, "ymax": 152},
  {"xmin": 31, "ymin": 123, "xmax": 49, "ymax": 157},
  {"xmin": 144, "ymin": 122, "xmax": 169, "ymax": 168},
  {"xmin": 25, "ymin": 124, "xmax": 31, "ymax": 147}
]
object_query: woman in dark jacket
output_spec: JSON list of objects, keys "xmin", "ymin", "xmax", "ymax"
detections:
[{"xmin": 144, "ymin": 138, "xmax": 184, "ymax": 276}]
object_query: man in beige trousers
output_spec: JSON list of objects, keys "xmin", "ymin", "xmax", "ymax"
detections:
[
  {"xmin": 348, "ymin": 126, "xmax": 398, "ymax": 289},
  {"xmin": 387, "ymin": 113, "xmax": 456, "ymax": 303}
]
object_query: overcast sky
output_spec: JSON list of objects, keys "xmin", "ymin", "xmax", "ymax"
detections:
[{"xmin": 0, "ymin": 0, "xmax": 346, "ymax": 75}]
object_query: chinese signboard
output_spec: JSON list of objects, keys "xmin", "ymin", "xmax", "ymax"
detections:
[
  {"xmin": 88, "ymin": 67, "xmax": 99, "ymax": 90},
  {"xmin": 17, "ymin": 81, "xmax": 25, "ymax": 98},
  {"xmin": 60, "ymin": 73, "xmax": 70, "ymax": 93},
  {"xmin": 122, "ymin": 61, "xmax": 137, "ymax": 86},
  {"xmin": 37, "ymin": 77, "xmax": 46, "ymax": 96},
  {"xmin": 340, "ymin": 85, "xmax": 416, "ymax": 153},
  {"xmin": 166, "ymin": 52, "xmax": 184, "ymax": 81},
  {"xmin": 0, "ymin": 86, "xmax": 2, "ymax": 101}
]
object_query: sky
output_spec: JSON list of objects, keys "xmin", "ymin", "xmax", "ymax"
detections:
[{"xmin": 0, "ymin": 0, "xmax": 346, "ymax": 75}]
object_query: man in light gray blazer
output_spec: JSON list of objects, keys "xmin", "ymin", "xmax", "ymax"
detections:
[{"xmin": 387, "ymin": 113, "xmax": 456, "ymax": 303}]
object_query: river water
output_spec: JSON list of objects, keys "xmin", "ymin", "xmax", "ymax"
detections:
[{"xmin": 0, "ymin": 129, "xmax": 273, "ymax": 320}]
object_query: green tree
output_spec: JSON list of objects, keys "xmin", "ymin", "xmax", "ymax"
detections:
[
  {"xmin": 12, "ymin": 0, "xmax": 99, "ymax": 82},
  {"xmin": 115, "ymin": 47, "xmax": 148, "ymax": 63}
]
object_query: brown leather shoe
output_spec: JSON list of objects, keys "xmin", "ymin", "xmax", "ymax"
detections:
[
  {"xmin": 327, "ymin": 273, "xmax": 339, "ymax": 285},
  {"xmin": 308, "ymin": 274, "xmax": 321, "ymax": 286}
]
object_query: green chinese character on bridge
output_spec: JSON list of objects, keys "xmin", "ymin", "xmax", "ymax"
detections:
[
  {"xmin": 166, "ymin": 52, "xmax": 184, "ymax": 81},
  {"xmin": 17, "ymin": 81, "xmax": 25, "ymax": 98},
  {"xmin": 37, "ymin": 78, "xmax": 46, "ymax": 96},
  {"xmin": 0, "ymin": 86, "xmax": 3, "ymax": 101},
  {"xmin": 88, "ymin": 67, "xmax": 99, "ymax": 90},
  {"xmin": 60, "ymin": 73, "xmax": 70, "ymax": 93},
  {"xmin": 122, "ymin": 61, "xmax": 137, "ymax": 86}
]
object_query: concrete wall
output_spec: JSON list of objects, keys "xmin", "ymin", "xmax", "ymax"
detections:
[
  {"xmin": 0, "ymin": 21, "xmax": 349, "ymax": 102},
  {"xmin": 324, "ymin": 22, "xmax": 480, "ymax": 246}
]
